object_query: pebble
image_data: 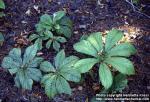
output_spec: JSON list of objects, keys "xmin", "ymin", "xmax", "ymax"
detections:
[
  {"xmin": 78, "ymin": 86, "xmax": 83, "ymax": 91},
  {"xmin": 79, "ymin": 25, "xmax": 86, "ymax": 29}
]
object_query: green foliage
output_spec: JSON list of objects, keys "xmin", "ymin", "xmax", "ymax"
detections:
[
  {"xmin": 133, "ymin": 0, "xmax": 139, "ymax": 4},
  {"xmin": 73, "ymin": 29, "xmax": 136, "ymax": 89},
  {"xmin": 29, "ymin": 11, "xmax": 72, "ymax": 51},
  {"xmin": 0, "ymin": 32, "xmax": 4, "ymax": 45},
  {"xmin": 0, "ymin": 0, "xmax": 5, "ymax": 17},
  {"xmin": 0, "ymin": 0, "xmax": 5, "ymax": 9},
  {"xmin": 40, "ymin": 50, "xmax": 81, "ymax": 98},
  {"xmin": 100, "ymin": 73, "xmax": 128, "ymax": 93},
  {"xmin": 1, "ymin": 44, "xmax": 43, "ymax": 90},
  {"xmin": 91, "ymin": 73, "xmax": 128, "ymax": 102}
]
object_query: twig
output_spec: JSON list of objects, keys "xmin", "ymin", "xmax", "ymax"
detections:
[{"xmin": 125, "ymin": 0, "xmax": 150, "ymax": 19}]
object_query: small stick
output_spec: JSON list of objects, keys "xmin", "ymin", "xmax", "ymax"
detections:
[{"xmin": 125, "ymin": 0, "xmax": 150, "ymax": 19}]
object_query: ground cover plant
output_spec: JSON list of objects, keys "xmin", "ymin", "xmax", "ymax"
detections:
[
  {"xmin": 29, "ymin": 11, "xmax": 72, "ymax": 51},
  {"xmin": 2, "ymin": 44, "xmax": 43, "ymax": 90},
  {"xmin": 40, "ymin": 50, "xmax": 81, "ymax": 98},
  {"xmin": 0, "ymin": 0, "xmax": 149, "ymax": 101},
  {"xmin": 74, "ymin": 29, "xmax": 136, "ymax": 89}
]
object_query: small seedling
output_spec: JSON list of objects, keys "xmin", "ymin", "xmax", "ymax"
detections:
[
  {"xmin": 29, "ymin": 11, "xmax": 72, "ymax": 51},
  {"xmin": 1, "ymin": 44, "xmax": 43, "ymax": 90},
  {"xmin": 40, "ymin": 50, "xmax": 81, "ymax": 98},
  {"xmin": 74, "ymin": 29, "xmax": 136, "ymax": 89}
]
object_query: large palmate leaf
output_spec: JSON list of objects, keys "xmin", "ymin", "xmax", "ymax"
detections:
[
  {"xmin": 74, "ymin": 58, "xmax": 98, "ymax": 73},
  {"xmin": 53, "ymin": 11, "xmax": 65, "ymax": 22},
  {"xmin": 9, "ymin": 48, "xmax": 22, "ymax": 64},
  {"xmin": 107, "ymin": 42, "xmax": 136, "ymax": 57},
  {"xmin": 74, "ymin": 40, "xmax": 97, "ymax": 57},
  {"xmin": 15, "ymin": 69, "xmax": 33, "ymax": 90},
  {"xmin": 87, "ymin": 32, "xmax": 103, "ymax": 52},
  {"xmin": 40, "ymin": 14, "xmax": 52, "ymax": 25},
  {"xmin": 105, "ymin": 29, "xmax": 123, "ymax": 52},
  {"xmin": 40, "ymin": 61, "xmax": 55, "ymax": 72},
  {"xmin": 1, "ymin": 44, "xmax": 43, "ymax": 90},
  {"xmin": 99, "ymin": 63, "xmax": 113, "ymax": 89},
  {"xmin": 40, "ymin": 50, "xmax": 81, "ymax": 98},
  {"xmin": 23, "ymin": 44, "xmax": 38, "ymax": 65},
  {"xmin": 104, "ymin": 57, "xmax": 135, "ymax": 75},
  {"xmin": 2, "ymin": 57, "xmax": 20, "ymax": 74},
  {"xmin": 57, "ymin": 26, "xmax": 72, "ymax": 38},
  {"xmin": 0, "ymin": 0, "xmax": 5, "ymax": 9},
  {"xmin": 59, "ymin": 56, "xmax": 80, "ymax": 82},
  {"xmin": 54, "ymin": 49, "xmax": 65, "ymax": 68},
  {"xmin": 111, "ymin": 73, "xmax": 128, "ymax": 93}
]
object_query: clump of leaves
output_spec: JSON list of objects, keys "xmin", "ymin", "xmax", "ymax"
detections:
[
  {"xmin": 73, "ymin": 29, "xmax": 136, "ymax": 89},
  {"xmin": 40, "ymin": 50, "xmax": 81, "ymax": 98},
  {"xmin": 0, "ymin": 0, "xmax": 5, "ymax": 17},
  {"xmin": 0, "ymin": 0, "xmax": 5, "ymax": 45},
  {"xmin": 1, "ymin": 44, "xmax": 43, "ymax": 90},
  {"xmin": 107, "ymin": 73, "xmax": 128, "ymax": 93},
  {"xmin": 29, "ymin": 11, "xmax": 72, "ymax": 51},
  {"xmin": 91, "ymin": 73, "xmax": 128, "ymax": 102},
  {"xmin": 133, "ymin": 0, "xmax": 139, "ymax": 4}
]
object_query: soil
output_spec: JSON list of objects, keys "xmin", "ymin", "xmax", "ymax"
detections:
[{"xmin": 0, "ymin": 0, "xmax": 150, "ymax": 102}]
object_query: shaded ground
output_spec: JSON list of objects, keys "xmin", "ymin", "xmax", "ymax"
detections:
[{"xmin": 0, "ymin": 0, "xmax": 150, "ymax": 102}]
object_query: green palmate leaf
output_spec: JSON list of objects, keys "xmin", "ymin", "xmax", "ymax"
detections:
[
  {"xmin": 60, "ymin": 68, "xmax": 81, "ymax": 82},
  {"xmin": 56, "ymin": 76, "xmax": 71, "ymax": 95},
  {"xmin": 60, "ymin": 56, "xmax": 79, "ymax": 68},
  {"xmin": 99, "ymin": 63, "xmax": 113, "ymax": 89},
  {"xmin": 46, "ymin": 40, "xmax": 52, "ymax": 49},
  {"xmin": 8, "ymin": 48, "xmax": 22, "ymax": 64},
  {"xmin": 35, "ymin": 38, "xmax": 43, "ymax": 50},
  {"xmin": 54, "ymin": 49, "xmax": 65, "ymax": 68},
  {"xmin": 87, "ymin": 32, "xmax": 103, "ymax": 52},
  {"xmin": 80, "ymin": 34, "xmax": 88, "ymax": 41},
  {"xmin": 27, "ymin": 68, "xmax": 42, "ymax": 81},
  {"xmin": 44, "ymin": 75, "xmax": 57, "ymax": 98},
  {"xmin": 74, "ymin": 40, "xmax": 97, "ymax": 57},
  {"xmin": 23, "ymin": 44, "xmax": 38, "ymax": 65},
  {"xmin": 59, "ymin": 56, "xmax": 80, "ymax": 82},
  {"xmin": 16, "ymin": 69, "xmax": 33, "ymax": 90},
  {"xmin": 40, "ymin": 14, "xmax": 52, "ymax": 25},
  {"xmin": 29, "ymin": 34, "xmax": 39, "ymax": 41},
  {"xmin": 2, "ymin": 57, "xmax": 20, "ymax": 70},
  {"xmin": 59, "ymin": 16, "xmax": 72, "ymax": 28},
  {"xmin": 107, "ymin": 42, "xmax": 136, "ymax": 57},
  {"xmin": 53, "ymin": 11, "xmax": 66, "ymax": 22},
  {"xmin": 40, "ymin": 61, "xmax": 55, "ymax": 72},
  {"xmin": 105, "ymin": 57, "xmax": 135, "ymax": 75},
  {"xmin": 56, "ymin": 36, "xmax": 67, "ymax": 43},
  {"xmin": 28, "ymin": 57, "xmax": 43, "ymax": 68},
  {"xmin": 112, "ymin": 73, "xmax": 128, "ymax": 92},
  {"xmin": 41, "ymin": 73, "xmax": 54, "ymax": 84},
  {"xmin": 0, "ymin": 0, "xmax": 5, "ymax": 9},
  {"xmin": 53, "ymin": 41, "xmax": 60, "ymax": 51},
  {"xmin": 44, "ymin": 30, "xmax": 53, "ymax": 38},
  {"xmin": 57, "ymin": 26, "xmax": 72, "ymax": 38},
  {"xmin": 105, "ymin": 29, "xmax": 123, "ymax": 51},
  {"xmin": 74, "ymin": 58, "xmax": 98, "ymax": 73}
]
